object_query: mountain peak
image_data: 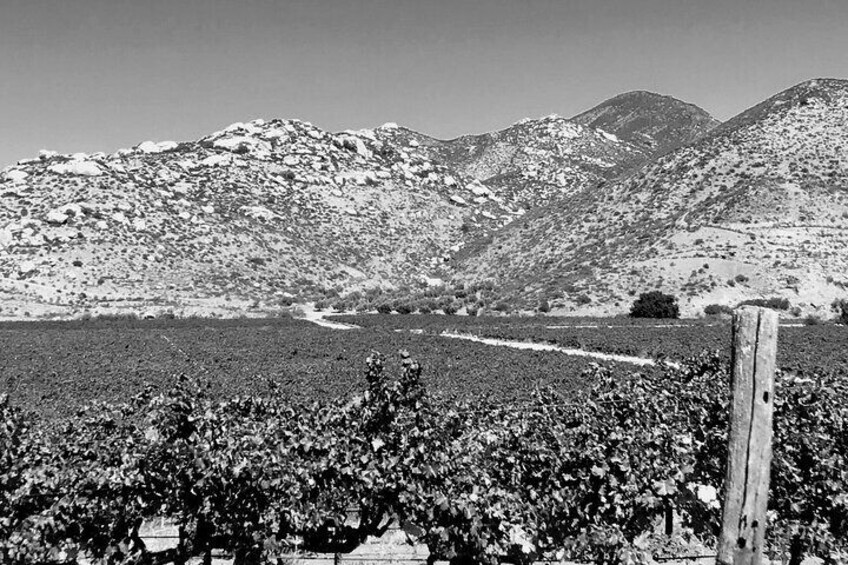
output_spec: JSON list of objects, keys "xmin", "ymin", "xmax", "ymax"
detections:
[{"xmin": 572, "ymin": 90, "xmax": 720, "ymax": 156}]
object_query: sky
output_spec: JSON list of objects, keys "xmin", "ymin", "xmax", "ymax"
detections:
[{"xmin": 1, "ymin": 0, "xmax": 847, "ymax": 167}]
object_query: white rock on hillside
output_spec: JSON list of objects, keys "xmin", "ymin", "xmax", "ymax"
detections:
[
  {"xmin": 468, "ymin": 180, "xmax": 492, "ymax": 196},
  {"xmin": 421, "ymin": 276, "xmax": 444, "ymax": 287},
  {"xmin": 45, "ymin": 210, "xmax": 69, "ymax": 225},
  {"xmin": 18, "ymin": 260, "xmax": 37, "ymax": 275},
  {"xmin": 4, "ymin": 169, "xmax": 29, "ymax": 183},
  {"xmin": 137, "ymin": 141, "xmax": 177, "ymax": 154},
  {"xmin": 240, "ymin": 205, "xmax": 275, "ymax": 221},
  {"xmin": 47, "ymin": 161, "xmax": 103, "ymax": 176},
  {"xmin": 200, "ymin": 155, "xmax": 230, "ymax": 167}
]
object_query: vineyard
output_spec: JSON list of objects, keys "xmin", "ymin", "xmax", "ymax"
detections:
[
  {"xmin": 334, "ymin": 314, "xmax": 848, "ymax": 377},
  {"xmin": 2, "ymin": 316, "xmax": 848, "ymax": 565},
  {"xmin": 1, "ymin": 317, "xmax": 612, "ymax": 419}
]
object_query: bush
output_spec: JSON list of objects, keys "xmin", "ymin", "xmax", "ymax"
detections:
[
  {"xmin": 704, "ymin": 304, "xmax": 732, "ymax": 317},
  {"xmin": 492, "ymin": 301, "xmax": 511, "ymax": 313},
  {"xmin": 832, "ymin": 299, "xmax": 848, "ymax": 325},
  {"xmin": 375, "ymin": 303, "xmax": 392, "ymax": 315},
  {"xmin": 738, "ymin": 297, "xmax": 790, "ymax": 311},
  {"xmin": 393, "ymin": 302, "xmax": 414, "ymax": 315},
  {"xmin": 629, "ymin": 291, "xmax": 680, "ymax": 319},
  {"xmin": 537, "ymin": 300, "xmax": 551, "ymax": 314},
  {"xmin": 442, "ymin": 301, "xmax": 458, "ymax": 316},
  {"xmin": 575, "ymin": 294, "xmax": 592, "ymax": 306}
]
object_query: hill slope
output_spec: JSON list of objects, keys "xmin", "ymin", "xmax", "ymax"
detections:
[
  {"xmin": 0, "ymin": 119, "xmax": 521, "ymax": 317},
  {"xmin": 572, "ymin": 90, "xmax": 720, "ymax": 157},
  {"xmin": 456, "ymin": 79, "xmax": 848, "ymax": 317},
  {"xmin": 423, "ymin": 115, "xmax": 649, "ymax": 208}
]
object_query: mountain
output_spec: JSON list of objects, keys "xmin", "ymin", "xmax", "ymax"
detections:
[
  {"xmin": 420, "ymin": 115, "xmax": 649, "ymax": 208},
  {"xmin": 0, "ymin": 119, "xmax": 524, "ymax": 318},
  {"xmin": 456, "ymin": 79, "xmax": 848, "ymax": 317},
  {"xmin": 572, "ymin": 90, "xmax": 720, "ymax": 157}
]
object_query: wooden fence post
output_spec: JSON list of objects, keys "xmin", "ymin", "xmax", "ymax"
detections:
[{"xmin": 717, "ymin": 306, "xmax": 779, "ymax": 565}]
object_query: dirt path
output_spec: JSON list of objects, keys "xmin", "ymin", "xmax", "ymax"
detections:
[
  {"xmin": 440, "ymin": 331, "xmax": 671, "ymax": 367},
  {"xmin": 300, "ymin": 309, "xmax": 670, "ymax": 367},
  {"xmin": 299, "ymin": 308, "xmax": 361, "ymax": 330}
]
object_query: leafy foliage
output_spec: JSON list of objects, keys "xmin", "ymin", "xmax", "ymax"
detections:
[
  {"xmin": 832, "ymin": 299, "xmax": 848, "ymax": 325},
  {"xmin": 629, "ymin": 292, "xmax": 680, "ymax": 319},
  {"xmin": 703, "ymin": 304, "xmax": 733, "ymax": 317},
  {"xmin": 738, "ymin": 297, "xmax": 791, "ymax": 311},
  {"xmin": 3, "ymin": 347, "xmax": 848, "ymax": 565}
]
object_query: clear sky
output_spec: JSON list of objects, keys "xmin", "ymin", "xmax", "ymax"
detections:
[{"xmin": 2, "ymin": 0, "xmax": 847, "ymax": 167}]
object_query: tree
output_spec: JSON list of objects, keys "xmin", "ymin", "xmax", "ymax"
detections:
[{"xmin": 629, "ymin": 291, "xmax": 679, "ymax": 319}]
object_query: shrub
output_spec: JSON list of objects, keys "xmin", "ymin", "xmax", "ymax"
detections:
[
  {"xmin": 629, "ymin": 291, "xmax": 680, "ymax": 319},
  {"xmin": 442, "ymin": 301, "xmax": 458, "ymax": 316},
  {"xmin": 704, "ymin": 304, "xmax": 732, "ymax": 317},
  {"xmin": 537, "ymin": 300, "xmax": 551, "ymax": 313},
  {"xmin": 375, "ymin": 303, "xmax": 392, "ymax": 315},
  {"xmin": 738, "ymin": 297, "xmax": 790, "ymax": 311},
  {"xmin": 492, "ymin": 301, "xmax": 511, "ymax": 313},
  {"xmin": 832, "ymin": 299, "xmax": 848, "ymax": 325},
  {"xmin": 803, "ymin": 315, "xmax": 825, "ymax": 326},
  {"xmin": 393, "ymin": 302, "xmax": 414, "ymax": 315},
  {"xmin": 575, "ymin": 294, "xmax": 592, "ymax": 306}
]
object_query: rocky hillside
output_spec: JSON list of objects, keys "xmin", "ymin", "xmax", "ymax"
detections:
[
  {"xmin": 572, "ymin": 90, "xmax": 720, "ymax": 157},
  {"xmin": 418, "ymin": 115, "xmax": 649, "ymax": 208},
  {"xmin": 0, "ymin": 119, "xmax": 525, "ymax": 317},
  {"xmin": 456, "ymin": 79, "xmax": 848, "ymax": 317}
]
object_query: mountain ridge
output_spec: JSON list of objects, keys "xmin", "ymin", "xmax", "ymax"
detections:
[
  {"xmin": 572, "ymin": 89, "xmax": 721, "ymax": 157},
  {"xmin": 4, "ymin": 81, "xmax": 842, "ymax": 318},
  {"xmin": 455, "ymin": 78, "xmax": 848, "ymax": 317}
]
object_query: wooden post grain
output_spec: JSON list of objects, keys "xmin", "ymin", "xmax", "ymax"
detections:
[{"xmin": 717, "ymin": 306, "xmax": 779, "ymax": 565}]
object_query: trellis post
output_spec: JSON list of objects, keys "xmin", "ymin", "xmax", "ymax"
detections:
[{"xmin": 717, "ymin": 306, "xmax": 779, "ymax": 565}]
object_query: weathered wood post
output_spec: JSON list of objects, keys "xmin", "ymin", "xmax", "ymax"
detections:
[{"xmin": 717, "ymin": 306, "xmax": 779, "ymax": 565}]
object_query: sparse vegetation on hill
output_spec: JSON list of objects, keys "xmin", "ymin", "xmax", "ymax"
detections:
[
  {"xmin": 456, "ymin": 79, "xmax": 848, "ymax": 317},
  {"xmin": 572, "ymin": 90, "xmax": 720, "ymax": 156},
  {"xmin": 2, "ymin": 79, "xmax": 847, "ymax": 319}
]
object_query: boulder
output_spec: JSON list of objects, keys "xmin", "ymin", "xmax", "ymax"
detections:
[
  {"xmin": 4, "ymin": 169, "xmax": 28, "ymax": 183},
  {"xmin": 47, "ymin": 161, "xmax": 103, "ymax": 176},
  {"xmin": 45, "ymin": 210, "xmax": 69, "ymax": 225}
]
